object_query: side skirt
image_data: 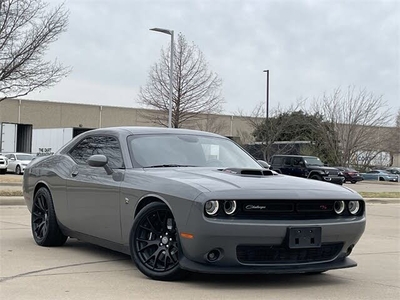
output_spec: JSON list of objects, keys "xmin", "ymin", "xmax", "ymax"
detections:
[{"xmin": 58, "ymin": 222, "xmax": 130, "ymax": 255}]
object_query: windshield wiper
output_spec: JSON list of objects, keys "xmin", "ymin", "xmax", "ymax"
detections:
[{"xmin": 143, "ymin": 164, "xmax": 198, "ymax": 168}]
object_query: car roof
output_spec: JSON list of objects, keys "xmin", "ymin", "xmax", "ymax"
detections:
[
  {"xmin": 84, "ymin": 126, "xmax": 224, "ymax": 138},
  {"xmin": 272, "ymin": 155, "xmax": 318, "ymax": 158}
]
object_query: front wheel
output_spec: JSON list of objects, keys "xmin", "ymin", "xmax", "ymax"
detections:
[
  {"xmin": 31, "ymin": 187, "xmax": 67, "ymax": 246},
  {"xmin": 310, "ymin": 174, "xmax": 322, "ymax": 181},
  {"xmin": 16, "ymin": 165, "xmax": 21, "ymax": 175},
  {"xmin": 130, "ymin": 202, "xmax": 186, "ymax": 281}
]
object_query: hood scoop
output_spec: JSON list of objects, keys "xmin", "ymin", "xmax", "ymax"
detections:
[{"xmin": 219, "ymin": 168, "xmax": 275, "ymax": 176}]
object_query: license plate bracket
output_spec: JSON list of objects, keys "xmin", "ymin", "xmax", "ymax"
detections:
[{"xmin": 288, "ymin": 227, "xmax": 321, "ymax": 248}]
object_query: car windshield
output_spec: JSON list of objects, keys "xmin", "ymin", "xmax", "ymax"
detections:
[
  {"xmin": 303, "ymin": 157, "xmax": 324, "ymax": 166},
  {"xmin": 16, "ymin": 154, "xmax": 35, "ymax": 161},
  {"xmin": 129, "ymin": 134, "xmax": 261, "ymax": 169}
]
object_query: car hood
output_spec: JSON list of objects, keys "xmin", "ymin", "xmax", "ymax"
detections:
[
  {"xmin": 142, "ymin": 167, "xmax": 356, "ymax": 198},
  {"xmin": 18, "ymin": 160, "xmax": 32, "ymax": 164},
  {"xmin": 306, "ymin": 165, "xmax": 338, "ymax": 171}
]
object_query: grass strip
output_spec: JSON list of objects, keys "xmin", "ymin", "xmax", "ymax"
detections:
[{"xmin": 359, "ymin": 192, "xmax": 400, "ymax": 198}]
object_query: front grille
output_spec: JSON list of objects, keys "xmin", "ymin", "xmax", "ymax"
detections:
[
  {"xmin": 236, "ymin": 200, "xmax": 342, "ymax": 220},
  {"xmin": 236, "ymin": 243, "xmax": 343, "ymax": 264}
]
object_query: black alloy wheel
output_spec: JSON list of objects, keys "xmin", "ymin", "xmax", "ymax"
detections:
[
  {"xmin": 16, "ymin": 165, "xmax": 21, "ymax": 175},
  {"xmin": 130, "ymin": 202, "xmax": 186, "ymax": 281},
  {"xmin": 31, "ymin": 187, "xmax": 67, "ymax": 246}
]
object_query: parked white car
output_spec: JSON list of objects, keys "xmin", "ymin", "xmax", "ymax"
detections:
[
  {"xmin": 4, "ymin": 153, "xmax": 35, "ymax": 175},
  {"xmin": 0, "ymin": 155, "xmax": 9, "ymax": 174}
]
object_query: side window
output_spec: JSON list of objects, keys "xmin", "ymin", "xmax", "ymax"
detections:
[
  {"xmin": 284, "ymin": 157, "xmax": 292, "ymax": 166},
  {"xmin": 293, "ymin": 157, "xmax": 303, "ymax": 166},
  {"xmin": 272, "ymin": 157, "xmax": 283, "ymax": 165},
  {"xmin": 69, "ymin": 136, "xmax": 124, "ymax": 169}
]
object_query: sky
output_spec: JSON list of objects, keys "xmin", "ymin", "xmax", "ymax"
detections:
[{"xmin": 25, "ymin": 0, "xmax": 399, "ymax": 119}]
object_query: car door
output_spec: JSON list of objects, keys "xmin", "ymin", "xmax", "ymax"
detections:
[
  {"xmin": 281, "ymin": 157, "xmax": 293, "ymax": 175},
  {"xmin": 66, "ymin": 135, "xmax": 124, "ymax": 243},
  {"xmin": 6, "ymin": 154, "xmax": 16, "ymax": 172},
  {"xmin": 292, "ymin": 157, "xmax": 306, "ymax": 177}
]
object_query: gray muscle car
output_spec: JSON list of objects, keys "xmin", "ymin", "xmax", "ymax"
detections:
[{"xmin": 23, "ymin": 127, "xmax": 366, "ymax": 281}]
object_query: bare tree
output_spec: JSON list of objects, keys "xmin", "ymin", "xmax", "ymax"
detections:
[
  {"xmin": 0, "ymin": 0, "xmax": 70, "ymax": 102},
  {"xmin": 311, "ymin": 86, "xmax": 393, "ymax": 168},
  {"xmin": 138, "ymin": 33, "xmax": 224, "ymax": 128}
]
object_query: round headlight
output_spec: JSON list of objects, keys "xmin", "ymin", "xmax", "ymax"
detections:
[
  {"xmin": 334, "ymin": 200, "xmax": 345, "ymax": 215},
  {"xmin": 223, "ymin": 200, "xmax": 237, "ymax": 215},
  {"xmin": 348, "ymin": 201, "xmax": 360, "ymax": 215},
  {"xmin": 205, "ymin": 200, "xmax": 219, "ymax": 216}
]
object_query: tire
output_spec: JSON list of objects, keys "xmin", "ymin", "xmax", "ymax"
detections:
[
  {"xmin": 379, "ymin": 177, "xmax": 385, "ymax": 181},
  {"xmin": 130, "ymin": 202, "xmax": 186, "ymax": 281},
  {"xmin": 310, "ymin": 174, "xmax": 322, "ymax": 181},
  {"xmin": 15, "ymin": 165, "xmax": 21, "ymax": 175},
  {"xmin": 31, "ymin": 187, "xmax": 67, "ymax": 247},
  {"xmin": 0, "ymin": 169, "xmax": 6, "ymax": 175},
  {"xmin": 351, "ymin": 181, "xmax": 356, "ymax": 184}
]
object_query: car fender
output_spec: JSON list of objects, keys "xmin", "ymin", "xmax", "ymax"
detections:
[{"xmin": 307, "ymin": 170, "xmax": 326, "ymax": 178}]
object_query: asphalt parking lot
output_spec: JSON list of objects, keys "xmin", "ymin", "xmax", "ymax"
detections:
[{"xmin": 1, "ymin": 203, "xmax": 399, "ymax": 300}]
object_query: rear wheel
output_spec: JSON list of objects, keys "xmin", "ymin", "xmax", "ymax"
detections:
[
  {"xmin": 130, "ymin": 202, "xmax": 186, "ymax": 281},
  {"xmin": 31, "ymin": 187, "xmax": 67, "ymax": 246}
]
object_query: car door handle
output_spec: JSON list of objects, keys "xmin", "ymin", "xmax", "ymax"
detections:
[{"xmin": 71, "ymin": 170, "xmax": 79, "ymax": 177}]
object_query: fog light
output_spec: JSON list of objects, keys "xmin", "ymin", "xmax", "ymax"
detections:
[
  {"xmin": 223, "ymin": 200, "xmax": 237, "ymax": 215},
  {"xmin": 348, "ymin": 201, "xmax": 360, "ymax": 215},
  {"xmin": 207, "ymin": 249, "xmax": 221, "ymax": 262},
  {"xmin": 334, "ymin": 201, "xmax": 345, "ymax": 214},
  {"xmin": 205, "ymin": 200, "xmax": 219, "ymax": 216},
  {"xmin": 346, "ymin": 244, "xmax": 354, "ymax": 256}
]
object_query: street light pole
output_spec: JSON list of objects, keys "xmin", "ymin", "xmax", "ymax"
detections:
[
  {"xmin": 263, "ymin": 69, "xmax": 269, "ymax": 120},
  {"xmin": 150, "ymin": 27, "xmax": 174, "ymax": 128}
]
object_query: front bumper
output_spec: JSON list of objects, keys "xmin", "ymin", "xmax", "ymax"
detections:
[
  {"xmin": 347, "ymin": 176, "xmax": 364, "ymax": 182},
  {"xmin": 178, "ymin": 202, "xmax": 365, "ymax": 274},
  {"xmin": 180, "ymin": 256, "xmax": 357, "ymax": 274},
  {"xmin": 323, "ymin": 175, "xmax": 345, "ymax": 185}
]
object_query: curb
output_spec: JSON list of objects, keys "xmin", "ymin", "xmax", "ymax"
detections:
[
  {"xmin": 1, "ymin": 197, "xmax": 399, "ymax": 206},
  {"xmin": 0, "ymin": 196, "xmax": 25, "ymax": 206}
]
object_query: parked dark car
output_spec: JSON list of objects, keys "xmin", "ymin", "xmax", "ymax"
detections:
[
  {"xmin": 334, "ymin": 167, "xmax": 364, "ymax": 184},
  {"xmin": 270, "ymin": 155, "xmax": 345, "ymax": 185},
  {"xmin": 23, "ymin": 127, "xmax": 365, "ymax": 281}
]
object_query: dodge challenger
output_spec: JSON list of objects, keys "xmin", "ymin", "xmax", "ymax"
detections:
[{"xmin": 23, "ymin": 127, "xmax": 366, "ymax": 280}]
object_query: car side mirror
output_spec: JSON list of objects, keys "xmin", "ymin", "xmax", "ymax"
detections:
[
  {"xmin": 257, "ymin": 160, "xmax": 270, "ymax": 169},
  {"xmin": 87, "ymin": 155, "xmax": 113, "ymax": 175}
]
